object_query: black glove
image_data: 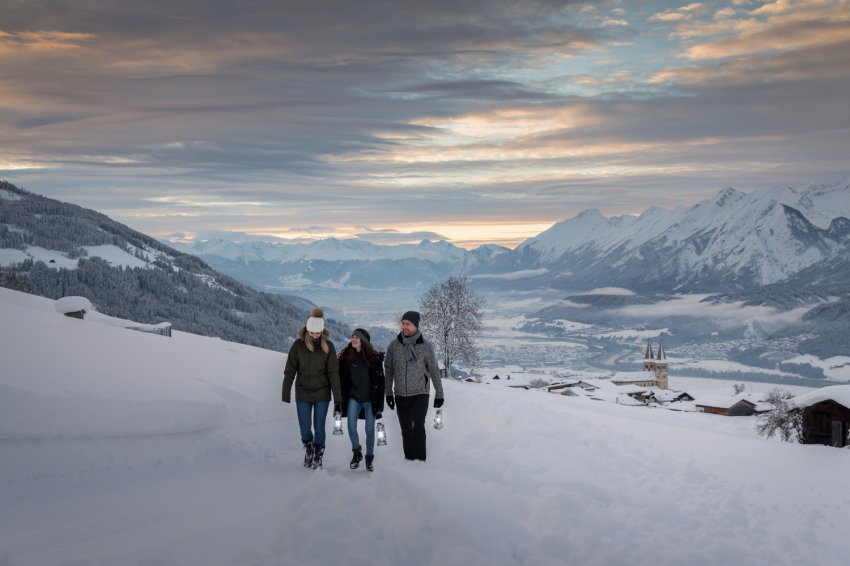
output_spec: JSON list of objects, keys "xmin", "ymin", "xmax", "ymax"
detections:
[
  {"xmin": 386, "ymin": 395, "xmax": 395, "ymax": 411},
  {"xmin": 374, "ymin": 411, "xmax": 383, "ymax": 420},
  {"xmin": 434, "ymin": 397, "xmax": 444, "ymax": 408},
  {"xmin": 334, "ymin": 403, "xmax": 341, "ymax": 413}
]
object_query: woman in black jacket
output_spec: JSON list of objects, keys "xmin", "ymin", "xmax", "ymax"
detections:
[{"xmin": 338, "ymin": 328, "xmax": 385, "ymax": 471}]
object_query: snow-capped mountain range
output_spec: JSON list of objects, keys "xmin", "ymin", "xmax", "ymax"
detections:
[
  {"xmin": 174, "ymin": 177, "xmax": 850, "ymax": 294},
  {"xmin": 495, "ymin": 177, "xmax": 850, "ymax": 292},
  {"xmin": 174, "ymin": 236, "xmax": 509, "ymax": 292}
]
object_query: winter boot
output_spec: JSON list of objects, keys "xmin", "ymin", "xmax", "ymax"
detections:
[
  {"xmin": 350, "ymin": 447, "xmax": 363, "ymax": 470},
  {"xmin": 365, "ymin": 454, "xmax": 374, "ymax": 472},
  {"xmin": 311, "ymin": 445, "xmax": 325, "ymax": 469},
  {"xmin": 302, "ymin": 440, "xmax": 314, "ymax": 468}
]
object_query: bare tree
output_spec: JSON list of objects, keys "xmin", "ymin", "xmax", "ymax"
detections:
[
  {"xmin": 419, "ymin": 276, "xmax": 485, "ymax": 379},
  {"xmin": 756, "ymin": 388, "xmax": 803, "ymax": 442}
]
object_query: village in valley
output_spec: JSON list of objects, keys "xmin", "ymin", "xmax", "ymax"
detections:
[{"xmin": 470, "ymin": 339, "xmax": 850, "ymax": 449}]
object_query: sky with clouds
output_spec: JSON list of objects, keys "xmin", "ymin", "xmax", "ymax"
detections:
[{"xmin": 1, "ymin": 0, "xmax": 848, "ymax": 248}]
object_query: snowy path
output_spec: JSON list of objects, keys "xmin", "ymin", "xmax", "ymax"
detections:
[{"xmin": 3, "ymin": 381, "xmax": 849, "ymax": 566}]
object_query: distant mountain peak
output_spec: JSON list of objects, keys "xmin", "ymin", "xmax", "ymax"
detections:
[
  {"xmin": 710, "ymin": 186, "xmax": 746, "ymax": 208},
  {"xmin": 576, "ymin": 208, "xmax": 605, "ymax": 219}
]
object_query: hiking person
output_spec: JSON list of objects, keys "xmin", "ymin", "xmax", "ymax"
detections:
[
  {"xmin": 338, "ymin": 328, "xmax": 385, "ymax": 471},
  {"xmin": 384, "ymin": 311, "xmax": 444, "ymax": 461},
  {"xmin": 282, "ymin": 308, "xmax": 341, "ymax": 469}
]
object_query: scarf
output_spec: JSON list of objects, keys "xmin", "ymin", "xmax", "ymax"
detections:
[{"xmin": 402, "ymin": 331, "xmax": 421, "ymax": 362}]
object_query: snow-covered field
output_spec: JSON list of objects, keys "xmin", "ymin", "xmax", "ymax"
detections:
[
  {"xmin": 1, "ymin": 287, "xmax": 848, "ymax": 566},
  {"xmin": 786, "ymin": 354, "xmax": 850, "ymax": 382},
  {"xmin": 0, "ymin": 244, "xmax": 151, "ymax": 270}
]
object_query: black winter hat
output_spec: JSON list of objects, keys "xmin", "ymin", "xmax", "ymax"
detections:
[
  {"xmin": 352, "ymin": 328, "xmax": 371, "ymax": 343},
  {"xmin": 401, "ymin": 311, "xmax": 420, "ymax": 328}
]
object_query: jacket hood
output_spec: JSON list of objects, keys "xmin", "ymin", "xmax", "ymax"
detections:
[
  {"xmin": 299, "ymin": 326, "xmax": 331, "ymax": 341},
  {"xmin": 299, "ymin": 326, "xmax": 331, "ymax": 353}
]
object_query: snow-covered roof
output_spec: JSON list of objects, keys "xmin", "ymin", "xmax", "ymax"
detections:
[
  {"xmin": 615, "ymin": 394, "xmax": 646, "ymax": 406},
  {"xmin": 648, "ymin": 388, "xmax": 690, "ymax": 402},
  {"xmin": 54, "ymin": 296, "xmax": 93, "ymax": 314},
  {"xmin": 611, "ymin": 371, "xmax": 656, "ymax": 384},
  {"xmin": 615, "ymin": 384, "xmax": 649, "ymax": 395},
  {"xmin": 789, "ymin": 385, "xmax": 850, "ymax": 410},
  {"xmin": 694, "ymin": 394, "xmax": 756, "ymax": 409},
  {"xmin": 665, "ymin": 400, "xmax": 697, "ymax": 412},
  {"xmin": 560, "ymin": 387, "xmax": 591, "ymax": 398}
]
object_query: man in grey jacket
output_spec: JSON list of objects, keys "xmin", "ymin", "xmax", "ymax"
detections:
[{"xmin": 384, "ymin": 310, "xmax": 445, "ymax": 461}]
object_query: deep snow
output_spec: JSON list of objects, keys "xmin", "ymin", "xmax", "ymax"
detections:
[{"xmin": 1, "ymin": 287, "xmax": 848, "ymax": 566}]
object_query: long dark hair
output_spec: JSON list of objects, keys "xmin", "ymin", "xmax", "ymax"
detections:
[{"xmin": 339, "ymin": 338, "xmax": 380, "ymax": 367}]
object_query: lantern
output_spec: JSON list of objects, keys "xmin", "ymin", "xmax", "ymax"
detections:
[
  {"xmin": 433, "ymin": 407, "xmax": 444, "ymax": 430},
  {"xmin": 332, "ymin": 410, "xmax": 344, "ymax": 436},
  {"xmin": 376, "ymin": 420, "xmax": 387, "ymax": 446}
]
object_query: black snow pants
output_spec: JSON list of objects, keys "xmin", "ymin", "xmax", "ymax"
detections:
[{"xmin": 395, "ymin": 394, "xmax": 429, "ymax": 461}]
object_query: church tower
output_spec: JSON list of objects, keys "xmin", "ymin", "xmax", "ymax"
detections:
[
  {"xmin": 643, "ymin": 340, "xmax": 655, "ymax": 372},
  {"xmin": 654, "ymin": 338, "xmax": 668, "ymax": 389}
]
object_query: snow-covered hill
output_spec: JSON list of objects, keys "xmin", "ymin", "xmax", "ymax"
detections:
[
  {"xmin": 2, "ymin": 286, "xmax": 848, "ymax": 565},
  {"xmin": 0, "ymin": 181, "xmax": 346, "ymax": 352}
]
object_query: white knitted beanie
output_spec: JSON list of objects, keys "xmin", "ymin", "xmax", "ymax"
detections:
[{"xmin": 306, "ymin": 307, "xmax": 325, "ymax": 333}]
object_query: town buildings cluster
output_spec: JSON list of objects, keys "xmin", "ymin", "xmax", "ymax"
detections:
[{"xmin": 477, "ymin": 339, "xmax": 850, "ymax": 448}]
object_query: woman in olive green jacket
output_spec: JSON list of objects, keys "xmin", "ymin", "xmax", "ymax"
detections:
[{"xmin": 282, "ymin": 308, "xmax": 342, "ymax": 469}]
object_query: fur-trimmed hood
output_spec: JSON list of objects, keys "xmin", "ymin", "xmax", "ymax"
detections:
[{"xmin": 298, "ymin": 326, "xmax": 331, "ymax": 354}]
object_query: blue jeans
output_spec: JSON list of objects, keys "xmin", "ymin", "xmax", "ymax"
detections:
[
  {"xmin": 296, "ymin": 401, "xmax": 330, "ymax": 447},
  {"xmin": 347, "ymin": 398, "xmax": 375, "ymax": 455}
]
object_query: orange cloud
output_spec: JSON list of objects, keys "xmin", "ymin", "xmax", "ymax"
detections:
[
  {"xmin": 659, "ymin": 0, "xmax": 850, "ymax": 60},
  {"xmin": 715, "ymin": 7, "xmax": 738, "ymax": 20},
  {"xmin": 685, "ymin": 20, "xmax": 850, "ymax": 60},
  {"xmin": 650, "ymin": 3, "xmax": 706, "ymax": 23},
  {"xmin": 0, "ymin": 29, "xmax": 95, "ymax": 53}
]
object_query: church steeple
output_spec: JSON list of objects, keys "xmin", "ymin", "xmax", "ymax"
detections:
[
  {"xmin": 643, "ymin": 340, "xmax": 655, "ymax": 372},
  {"xmin": 654, "ymin": 338, "xmax": 668, "ymax": 389}
]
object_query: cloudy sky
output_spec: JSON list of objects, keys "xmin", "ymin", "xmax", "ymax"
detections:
[{"xmin": 2, "ymin": 0, "xmax": 848, "ymax": 248}]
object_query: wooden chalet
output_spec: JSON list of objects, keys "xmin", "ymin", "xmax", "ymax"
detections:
[
  {"xmin": 791, "ymin": 385, "xmax": 850, "ymax": 448},
  {"xmin": 695, "ymin": 395, "xmax": 756, "ymax": 416},
  {"xmin": 54, "ymin": 296, "xmax": 93, "ymax": 320},
  {"xmin": 547, "ymin": 380, "xmax": 601, "ymax": 393},
  {"xmin": 639, "ymin": 389, "xmax": 694, "ymax": 404}
]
